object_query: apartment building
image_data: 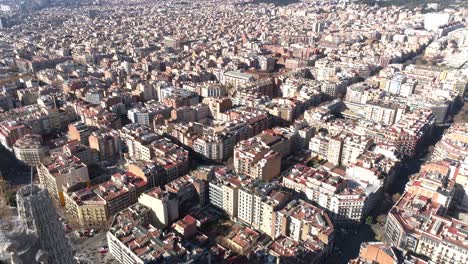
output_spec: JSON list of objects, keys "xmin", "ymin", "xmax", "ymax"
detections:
[
  {"xmin": 13, "ymin": 134, "xmax": 49, "ymax": 166},
  {"xmin": 128, "ymin": 100, "xmax": 172, "ymax": 126},
  {"xmin": 218, "ymin": 107, "xmax": 271, "ymax": 135},
  {"xmin": 237, "ymin": 181, "xmax": 291, "ymax": 234},
  {"xmin": 192, "ymin": 129, "xmax": 236, "ymax": 162},
  {"xmin": 127, "ymin": 161, "xmax": 167, "ymax": 188},
  {"xmin": 224, "ymin": 226, "xmax": 260, "ymax": 255},
  {"xmin": 364, "ymin": 100, "xmax": 407, "ymax": 125},
  {"xmin": 341, "ymin": 135, "xmax": 374, "ymax": 166},
  {"xmin": 432, "ymin": 123, "xmax": 468, "ymax": 162},
  {"xmin": 234, "ymin": 137, "xmax": 281, "ymax": 181},
  {"xmin": 165, "ymin": 174, "xmax": 206, "ymax": 215},
  {"xmin": 406, "ymin": 160, "xmax": 460, "ymax": 216},
  {"xmin": 170, "ymin": 104, "xmax": 210, "ymax": 123},
  {"xmin": 264, "ymin": 98, "xmax": 301, "ymax": 125},
  {"xmin": 369, "ymin": 109, "xmax": 435, "ymax": 158},
  {"xmin": 222, "ymin": 70, "xmax": 255, "ymax": 88},
  {"xmin": 120, "ymin": 124, "xmax": 159, "ymax": 161},
  {"xmin": 222, "ymin": 179, "xmax": 241, "ymax": 218},
  {"xmin": 63, "ymin": 183, "xmax": 108, "ymax": 228},
  {"xmin": 283, "ymin": 164, "xmax": 380, "ymax": 225},
  {"xmin": 346, "ymin": 150, "xmax": 399, "ymax": 187},
  {"xmin": 183, "ymin": 81, "xmax": 227, "ymax": 97},
  {"xmin": 78, "ymin": 104, "xmax": 122, "ymax": 130},
  {"xmin": 63, "ymin": 140, "xmax": 99, "ymax": 166},
  {"xmin": 89, "ymin": 129, "xmax": 121, "ymax": 161},
  {"xmin": 327, "ymin": 135, "xmax": 344, "ymax": 165},
  {"xmin": 4, "ymin": 104, "xmax": 72, "ymax": 134},
  {"xmin": 0, "ymin": 121, "xmax": 32, "ymax": 150},
  {"xmin": 309, "ymin": 131, "xmax": 331, "ymax": 160},
  {"xmin": 107, "ymin": 204, "xmax": 189, "ymax": 264},
  {"xmin": 272, "ymin": 199, "xmax": 335, "ymax": 263},
  {"xmin": 257, "ymin": 129, "xmax": 293, "ymax": 158},
  {"xmin": 138, "ymin": 187, "xmax": 179, "ymax": 228},
  {"xmin": 68, "ymin": 121, "xmax": 93, "ymax": 146},
  {"xmin": 389, "ymin": 109, "xmax": 434, "ymax": 158},
  {"xmin": 309, "ymin": 131, "xmax": 356, "ymax": 166},
  {"xmin": 63, "ymin": 171, "xmax": 148, "ymax": 228},
  {"xmin": 202, "ymin": 97, "xmax": 233, "ymax": 119},
  {"xmin": 208, "ymin": 168, "xmax": 245, "ymax": 218},
  {"xmin": 160, "ymin": 88, "xmax": 199, "ymax": 108},
  {"xmin": 151, "ymin": 137, "xmax": 189, "ymax": 183},
  {"xmin": 345, "ymin": 82, "xmax": 375, "ymax": 104},
  {"xmin": 38, "ymin": 153, "xmax": 90, "ymax": 205},
  {"xmin": 385, "ymin": 192, "xmax": 468, "ymax": 264}
]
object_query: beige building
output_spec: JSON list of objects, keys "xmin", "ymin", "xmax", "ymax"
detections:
[
  {"xmin": 364, "ymin": 100, "xmax": 407, "ymax": 125},
  {"xmin": 192, "ymin": 131, "xmax": 235, "ymax": 162},
  {"xmin": 13, "ymin": 134, "xmax": 49, "ymax": 166},
  {"xmin": 38, "ymin": 153, "xmax": 90, "ymax": 206},
  {"xmin": 120, "ymin": 124, "xmax": 158, "ymax": 161},
  {"xmin": 222, "ymin": 181, "xmax": 240, "ymax": 217},
  {"xmin": 269, "ymin": 199, "xmax": 335, "ymax": 263},
  {"xmin": 63, "ymin": 171, "xmax": 148, "ymax": 228},
  {"xmin": 309, "ymin": 132, "xmax": 331, "ymax": 159},
  {"xmin": 432, "ymin": 123, "xmax": 468, "ymax": 162},
  {"xmin": 222, "ymin": 71, "xmax": 255, "ymax": 88},
  {"xmin": 234, "ymin": 137, "xmax": 281, "ymax": 181},
  {"xmin": 264, "ymin": 98, "xmax": 299, "ymax": 125},
  {"xmin": 63, "ymin": 183, "xmax": 108, "ymax": 228},
  {"xmin": 89, "ymin": 129, "xmax": 121, "ymax": 161},
  {"xmin": 68, "ymin": 121, "xmax": 93, "ymax": 146},
  {"xmin": 237, "ymin": 182, "xmax": 291, "ymax": 237},
  {"xmin": 138, "ymin": 187, "xmax": 179, "ymax": 228},
  {"xmin": 341, "ymin": 136, "xmax": 373, "ymax": 166},
  {"xmin": 327, "ymin": 136, "xmax": 344, "ymax": 165},
  {"xmin": 208, "ymin": 170, "xmax": 245, "ymax": 219},
  {"xmin": 224, "ymin": 226, "xmax": 260, "ymax": 255}
]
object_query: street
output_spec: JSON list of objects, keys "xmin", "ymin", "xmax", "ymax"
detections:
[{"xmin": 71, "ymin": 232, "xmax": 117, "ymax": 264}]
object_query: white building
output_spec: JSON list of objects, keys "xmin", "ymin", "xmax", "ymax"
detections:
[
  {"xmin": 127, "ymin": 101, "xmax": 172, "ymax": 126},
  {"xmin": 138, "ymin": 187, "xmax": 179, "ymax": 228},
  {"xmin": 282, "ymin": 164, "xmax": 381, "ymax": 225},
  {"xmin": 424, "ymin": 13, "xmax": 452, "ymax": 31}
]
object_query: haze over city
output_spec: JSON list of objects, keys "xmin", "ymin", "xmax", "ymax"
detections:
[{"xmin": 0, "ymin": 0, "xmax": 467, "ymax": 264}]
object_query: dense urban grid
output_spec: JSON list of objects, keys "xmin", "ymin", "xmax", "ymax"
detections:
[{"xmin": 0, "ymin": 0, "xmax": 467, "ymax": 263}]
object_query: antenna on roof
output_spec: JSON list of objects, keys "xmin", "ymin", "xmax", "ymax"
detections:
[
  {"xmin": 30, "ymin": 165, "xmax": 33, "ymax": 192},
  {"xmin": 118, "ymin": 139, "xmax": 124, "ymax": 169},
  {"xmin": 29, "ymin": 165, "xmax": 34, "ymax": 228}
]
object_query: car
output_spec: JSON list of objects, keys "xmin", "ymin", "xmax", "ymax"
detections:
[{"xmin": 99, "ymin": 248, "xmax": 108, "ymax": 254}]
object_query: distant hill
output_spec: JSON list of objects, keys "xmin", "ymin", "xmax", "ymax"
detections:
[
  {"xmin": 248, "ymin": 0, "xmax": 300, "ymax": 6},
  {"xmin": 361, "ymin": 0, "xmax": 467, "ymax": 9}
]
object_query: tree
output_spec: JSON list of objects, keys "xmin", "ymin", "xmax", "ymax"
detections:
[
  {"xmin": 374, "ymin": 229, "xmax": 385, "ymax": 241},
  {"xmin": 0, "ymin": 177, "xmax": 12, "ymax": 218},
  {"xmin": 0, "ymin": 177, "xmax": 16, "ymax": 207},
  {"xmin": 427, "ymin": 145, "xmax": 435, "ymax": 156},
  {"xmin": 392, "ymin": 193, "xmax": 402, "ymax": 203},
  {"xmin": 377, "ymin": 214, "xmax": 387, "ymax": 225}
]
